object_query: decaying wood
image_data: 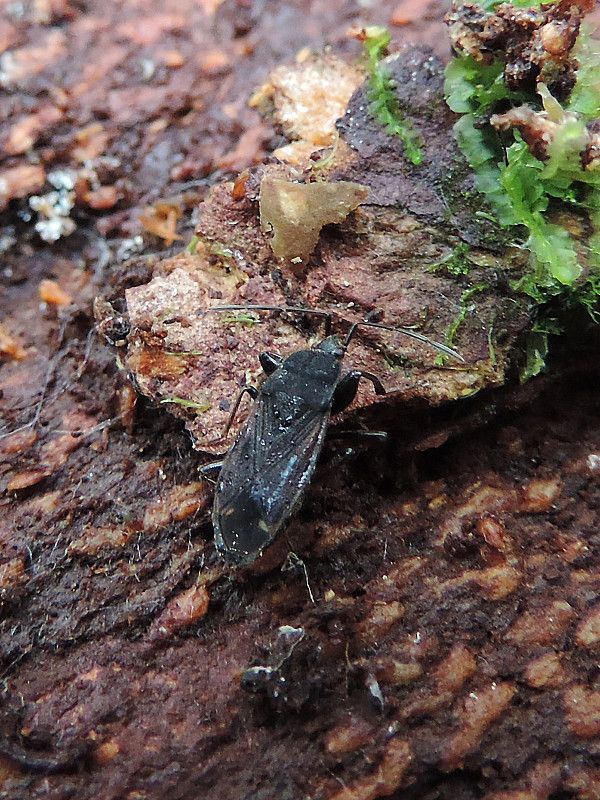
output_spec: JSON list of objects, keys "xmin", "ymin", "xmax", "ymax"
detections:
[{"xmin": 2, "ymin": 2, "xmax": 600, "ymax": 799}]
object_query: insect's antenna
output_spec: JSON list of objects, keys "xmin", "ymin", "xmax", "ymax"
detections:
[
  {"xmin": 344, "ymin": 320, "xmax": 464, "ymax": 361},
  {"xmin": 208, "ymin": 305, "xmax": 332, "ymax": 336}
]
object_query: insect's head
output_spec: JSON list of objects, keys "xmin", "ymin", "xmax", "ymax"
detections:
[{"xmin": 313, "ymin": 335, "xmax": 345, "ymax": 359}]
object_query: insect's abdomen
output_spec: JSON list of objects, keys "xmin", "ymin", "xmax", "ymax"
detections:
[
  {"xmin": 213, "ymin": 389, "xmax": 330, "ymax": 564},
  {"xmin": 213, "ymin": 483, "xmax": 274, "ymax": 563}
]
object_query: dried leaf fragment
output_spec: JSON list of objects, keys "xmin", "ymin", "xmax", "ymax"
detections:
[
  {"xmin": 139, "ymin": 201, "xmax": 183, "ymax": 246},
  {"xmin": 83, "ymin": 185, "xmax": 120, "ymax": 210},
  {"xmin": 0, "ymin": 163, "xmax": 46, "ymax": 211},
  {"xmin": 0, "ymin": 322, "xmax": 27, "ymax": 360},
  {"xmin": 38, "ymin": 278, "xmax": 72, "ymax": 306},
  {"xmin": 259, "ymin": 177, "xmax": 369, "ymax": 263}
]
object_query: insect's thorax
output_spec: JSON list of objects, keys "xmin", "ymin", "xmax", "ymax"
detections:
[{"xmin": 261, "ymin": 348, "xmax": 342, "ymax": 410}]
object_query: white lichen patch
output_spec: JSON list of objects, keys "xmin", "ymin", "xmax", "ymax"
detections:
[{"xmin": 29, "ymin": 170, "xmax": 77, "ymax": 242}]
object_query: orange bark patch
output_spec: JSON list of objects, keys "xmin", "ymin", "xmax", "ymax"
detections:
[
  {"xmin": 40, "ymin": 435, "xmax": 82, "ymax": 472},
  {"xmin": 68, "ymin": 525, "xmax": 136, "ymax": 555},
  {"xmin": 142, "ymin": 482, "xmax": 211, "ymax": 531},
  {"xmin": 477, "ymin": 514, "xmax": 511, "ymax": 551},
  {"xmin": 455, "ymin": 484, "xmax": 519, "ymax": 517},
  {"xmin": 575, "ymin": 603, "xmax": 600, "ymax": 647},
  {"xmin": 94, "ymin": 738, "xmax": 121, "ymax": 765},
  {"xmin": 355, "ymin": 601, "xmax": 404, "ymax": 647},
  {"xmin": 0, "ymin": 427, "xmax": 37, "ymax": 457},
  {"xmin": 0, "ymin": 558, "xmax": 27, "ymax": 594},
  {"xmin": 441, "ymin": 682, "xmax": 516, "ymax": 770},
  {"xmin": 7, "ymin": 468, "xmax": 52, "ymax": 491},
  {"xmin": 83, "ymin": 185, "xmax": 120, "ymax": 210},
  {"xmin": 215, "ymin": 125, "xmax": 269, "ymax": 172},
  {"xmin": 22, "ymin": 489, "xmax": 62, "ymax": 516},
  {"xmin": 390, "ymin": 0, "xmax": 429, "ymax": 25},
  {"xmin": 564, "ymin": 685, "xmax": 600, "ymax": 737},
  {"xmin": 524, "ymin": 652, "xmax": 566, "ymax": 688},
  {"xmin": 157, "ymin": 49, "xmax": 185, "ymax": 68},
  {"xmin": 126, "ymin": 347, "xmax": 190, "ymax": 380},
  {"xmin": 116, "ymin": 14, "xmax": 186, "ymax": 46},
  {"xmin": 6, "ymin": 105, "xmax": 63, "ymax": 155},
  {"xmin": 399, "ymin": 645, "xmax": 477, "ymax": 720},
  {"xmin": 197, "ymin": 48, "xmax": 229, "ymax": 74},
  {"xmin": 433, "ymin": 565, "xmax": 522, "ymax": 602},
  {"xmin": 505, "ymin": 600, "xmax": 575, "ymax": 646},
  {"xmin": 519, "ymin": 478, "xmax": 562, "ymax": 512},
  {"xmin": 329, "ymin": 738, "xmax": 413, "ymax": 800},
  {"xmin": 475, "ymin": 565, "xmax": 522, "ymax": 600},
  {"xmin": 72, "ymin": 123, "xmax": 110, "ymax": 162},
  {"xmin": 325, "ymin": 715, "xmax": 374, "ymax": 757},
  {"xmin": 116, "ymin": 384, "xmax": 137, "ymax": 434},
  {"xmin": 0, "ymin": 30, "xmax": 66, "ymax": 85},
  {"xmin": 149, "ymin": 584, "xmax": 210, "ymax": 640},
  {"xmin": 375, "ymin": 660, "xmax": 422, "ymax": 686},
  {"xmin": 436, "ymin": 645, "xmax": 478, "ymax": 694}
]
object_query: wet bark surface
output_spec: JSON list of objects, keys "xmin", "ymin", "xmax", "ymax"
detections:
[{"xmin": 3, "ymin": 1, "xmax": 600, "ymax": 799}]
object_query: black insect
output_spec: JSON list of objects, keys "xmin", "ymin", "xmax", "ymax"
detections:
[
  {"xmin": 93, "ymin": 298, "xmax": 130, "ymax": 346},
  {"xmin": 211, "ymin": 306, "xmax": 461, "ymax": 566}
]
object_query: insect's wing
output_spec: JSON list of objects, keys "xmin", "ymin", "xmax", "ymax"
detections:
[{"xmin": 213, "ymin": 392, "xmax": 329, "ymax": 565}]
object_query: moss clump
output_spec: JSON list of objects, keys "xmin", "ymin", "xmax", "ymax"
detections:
[
  {"xmin": 429, "ymin": 243, "xmax": 472, "ymax": 277},
  {"xmin": 444, "ymin": 1, "xmax": 600, "ymax": 317}
]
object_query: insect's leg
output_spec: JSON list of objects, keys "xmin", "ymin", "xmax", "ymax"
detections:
[
  {"xmin": 220, "ymin": 385, "xmax": 258, "ymax": 439},
  {"xmin": 327, "ymin": 430, "xmax": 388, "ymax": 441},
  {"xmin": 199, "ymin": 459, "xmax": 223, "ymax": 484},
  {"xmin": 331, "ymin": 370, "xmax": 361, "ymax": 414},
  {"xmin": 331, "ymin": 370, "xmax": 386, "ymax": 415},
  {"xmin": 210, "ymin": 351, "xmax": 278, "ymax": 445},
  {"xmin": 259, "ymin": 351, "xmax": 283, "ymax": 375},
  {"xmin": 199, "ymin": 460, "xmax": 223, "ymax": 475},
  {"xmin": 75, "ymin": 326, "xmax": 97, "ymax": 379},
  {"xmin": 359, "ymin": 371, "xmax": 387, "ymax": 396}
]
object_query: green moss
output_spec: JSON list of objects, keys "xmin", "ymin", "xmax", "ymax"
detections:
[
  {"xmin": 220, "ymin": 312, "xmax": 260, "ymax": 326},
  {"xmin": 446, "ymin": 284, "xmax": 488, "ymax": 348},
  {"xmin": 210, "ymin": 242, "xmax": 236, "ymax": 259},
  {"xmin": 186, "ymin": 234, "xmax": 200, "ymax": 255},
  {"xmin": 435, "ymin": 283, "xmax": 489, "ymax": 365},
  {"xmin": 362, "ymin": 26, "xmax": 423, "ymax": 166},
  {"xmin": 159, "ymin": 397, "xmax": 211, "ymax": 412},
  {"xmin": 522, "ymin": 330, "xmax": 549, "ymax": 381},
  {"xmin": 444, "ymin": 4, "xmax": 600, "ymax": 323},
  {"xmin": 429, "ymin": 243, "xmax": 472, "ymax": 277}
]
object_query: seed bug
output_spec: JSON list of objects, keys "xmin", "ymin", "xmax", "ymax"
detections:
[{"xmin": 210, "ymin": 306, "xmax": 461, "ymax": 566}]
